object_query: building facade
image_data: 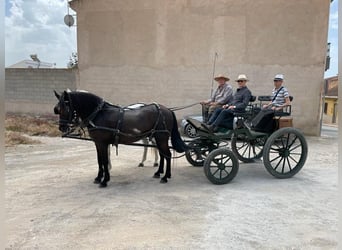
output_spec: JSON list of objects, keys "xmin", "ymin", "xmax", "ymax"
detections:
[
  {"xmin": 323, "ymin": 75, "xmax": 338, "ymax": 124},
  {"xmin": 70, "ymin": 0, "xmax": 330, "ymax": 135}
]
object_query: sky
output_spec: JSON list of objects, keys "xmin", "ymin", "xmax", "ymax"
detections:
[
  {"xmin": 4, "ymin": 0, "xmax": 339, "ymax": 75},
  {"xmin": 325, "ymin": 0, "xmax": 339, "ymax": 78},
  {"xmin": 5, "ymin": 0, "xmax": 77, "ymax": 68}
]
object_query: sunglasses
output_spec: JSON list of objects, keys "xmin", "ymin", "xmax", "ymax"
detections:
[{"xmin": 237, "ymin": 80, "xmax": 245, "ymax": 83}]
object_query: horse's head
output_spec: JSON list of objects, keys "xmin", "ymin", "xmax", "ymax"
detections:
[{"xmin": 54, "ymin": 90, "xmax": 78, "ymax": 134}]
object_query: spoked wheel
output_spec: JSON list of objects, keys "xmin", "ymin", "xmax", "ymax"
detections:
[
  {"xmin": 263, "ymin": 127, "xmax": 308, "ymax": 178},
  {"xmin": 231, "ymin": 133, "xmax": 267, "ymax": 163},
  {"xmin": 184, "ymin": 123, "xmax": 199, "ymax": 138},
  {"xmin": 185, "ymin": 140, "xmax": 219, "ymax": 167},
  {"xmin": 204, "ymin": 148, "xmax": 239, "ymax": 185}
]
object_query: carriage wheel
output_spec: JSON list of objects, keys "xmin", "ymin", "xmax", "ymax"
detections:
[
  {"xmin": 184, "ymin": 123, "xmax": 199, "ymax": 138},
  {"xmin": 185, "ymin": 140, "xmax": 218, "ymax": 167},
  {"xmin": 263, "ymin": 127, "xmax": 308, "ymax": 178},
  {"xmin": 203, "ymin": 148, "xmax": 239, "ymax": 185},
  {"xmin": 231, "ymin": 133, "xmax": 267, "ymax": 163}
]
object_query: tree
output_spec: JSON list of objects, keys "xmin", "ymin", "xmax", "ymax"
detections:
[{"xmin": 67, "ymin": 52, "xmax": 78, "ymax": 69}]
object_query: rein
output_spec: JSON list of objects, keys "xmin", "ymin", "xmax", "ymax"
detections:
[
  {"xmin": 59, "ymin": 96, "xmax": 194, "ymax": 158},
  {"xmin": 169, "ymin": 102, "xmax": 200, "ymax": 111}
]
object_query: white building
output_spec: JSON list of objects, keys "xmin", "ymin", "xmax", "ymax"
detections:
[{"xmin": 8, "ymin": 55, "xmax": 55, "ymax": 69}]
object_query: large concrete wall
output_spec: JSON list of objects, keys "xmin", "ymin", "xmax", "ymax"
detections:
[
  {"xmin": 5, "ymin": 68, "xmax": 77, "ymax": 114},
  {"xmin": 70, "ymin": 0, "xmax": 330, "ymax": 135}
]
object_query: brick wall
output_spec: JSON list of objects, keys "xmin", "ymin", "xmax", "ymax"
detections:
[{"xmin": 5, "ymin": 68, "xmax": 77, "ymax": 114}]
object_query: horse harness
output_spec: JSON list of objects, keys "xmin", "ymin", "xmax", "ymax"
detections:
[{"xmin": 62, "ymin": 94, "xmax": 170, "ymax": 154}]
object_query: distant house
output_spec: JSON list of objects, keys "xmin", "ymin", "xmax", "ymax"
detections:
[
  {"xmin": 323, "ymin": 75, "xmax": 338, "ymax": 124},
  {"xmin": 8, "ymin": 55, "xmax": 55, "ymax": 69}
]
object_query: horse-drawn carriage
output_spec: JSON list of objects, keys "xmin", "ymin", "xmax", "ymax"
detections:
[
  {"xmin": 184, "ymin": 95, "xmax": 307, "ymax": 184},
  {"xmin": 54, "ymin": 90, "xmax": 307, "ymax": 187}
]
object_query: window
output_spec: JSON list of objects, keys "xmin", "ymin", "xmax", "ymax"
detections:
[{"xmin": 324, "ymin": 103, "xmax": 328, "ymax": 114}]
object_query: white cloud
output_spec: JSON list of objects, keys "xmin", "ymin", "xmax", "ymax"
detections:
[
  {"xmin": 5, "ymin": 0, "xmax": 77, "ymax": 68},
  {"xmin": 329, "ymin": 10, "xmax": 338, "ymax": 30}
]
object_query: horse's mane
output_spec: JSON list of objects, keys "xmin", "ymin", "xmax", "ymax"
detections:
[
  {"xmin": 69, "ymin": 90, "xmax": 103, "ymax": 103},
  {"xmin": 69, "ymin": 91, "xmax": 104, "ymax": 116}
]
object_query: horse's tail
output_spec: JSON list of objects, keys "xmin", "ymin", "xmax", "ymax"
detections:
[{"xmin": 171, "ymin": 111, "xmax": 188, "ymax": 153}]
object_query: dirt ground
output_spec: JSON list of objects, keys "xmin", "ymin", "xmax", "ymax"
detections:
[{"xmin": 5, "ymin": 133, "xmax": 338, "ymax": 249}]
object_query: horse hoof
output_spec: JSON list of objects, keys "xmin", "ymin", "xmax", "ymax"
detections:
[
  {"xmin": 138, "ymin": 163, "xmax": 144, "ymax": 167},
  {"xmin": 153, "ymin": 163, "xmax": 159, "ymax": 167},
  {"xmin": 160, "ymin": 178, "xmax": 168, "ymax": 184},
  {"xmin": 99, "ymin": 182, "xmax": 107, "ymax": 188},
  {"xmin": 94, "ymin": 179, "xmax": 101, "ymax": 184},
  {"xmin": 153, "ymin": 173, "xmax": 160, "ymax": 178}
]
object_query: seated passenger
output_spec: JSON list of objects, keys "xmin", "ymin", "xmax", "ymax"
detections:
[
  {"xmin": 203, "ymin": 74, "xmax": 252, "ymax": 132},
  {"xmin": 251, "ymin": 74, "xmax": 291, "ymax": 132},
  {"xmin": 200, "ymin": 74, "xmax": 234, "ymax": 123}
]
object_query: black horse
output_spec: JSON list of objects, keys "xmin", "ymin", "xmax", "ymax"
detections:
[{"xmin": 53, "ymin": 90, "xmax": 187, "ymax": 187}]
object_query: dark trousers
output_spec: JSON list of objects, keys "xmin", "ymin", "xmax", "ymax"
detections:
[
  {"xmin": 207, "ymin": 108, "xmax": 235, "ymax": 129},
  {"xmin": 251, "ymin": 109, "xmax": 275, "ymax": 132},
  {"xmin": 202, "ymin": 104, "xmax": 222, "ymax": 123}
]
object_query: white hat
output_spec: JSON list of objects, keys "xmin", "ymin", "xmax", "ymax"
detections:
[
  {"xmin": 214, "ymin": 74, "xmax": 230, "ymax": 81},
  {"xmin": 274, "ymin": 74, "xmax": 284, "ymax": 80},
  {"xmin": 235, "ymin": 74, "xmax": 249, "ymax": 82}
]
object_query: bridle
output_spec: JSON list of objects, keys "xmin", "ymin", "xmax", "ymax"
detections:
[
  {"xmin": 57, "ymin": 92, "xmax": 105, "ymax": 137},
  {"xmin": 57, "ymin": 92, "xmax": 81, "ymax": 136}
]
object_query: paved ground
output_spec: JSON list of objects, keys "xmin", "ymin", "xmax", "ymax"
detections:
[{"xmin": 5, "ymin": 132, "xmax": 338, "ymax": 249}]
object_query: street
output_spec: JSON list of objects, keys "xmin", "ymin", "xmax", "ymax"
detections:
[
  {"xmin": 321, "ymin": 124, "xmax": 338, "ymax": 138},
  {"xmin": 5, "ymin": 133, "xmax": 338, "ymax": 249}
]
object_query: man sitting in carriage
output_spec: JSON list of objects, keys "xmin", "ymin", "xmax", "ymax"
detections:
[
  {"xmin": 250, "ymin": 74, "xmax": 291, "ymax": 133},
  {"xmin": 202, "ymin": 74, "xmax": 252, "ymax": 132},
  {"xmin": 200, "ymin": 74, "xmax": 234, "ymax": 123}
]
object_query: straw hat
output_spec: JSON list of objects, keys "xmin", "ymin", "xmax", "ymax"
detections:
[
  {"xmin": 235, "ymin": 74, "xmax": 249, "ymax": 82},
  {"xmin": 214, "ymin": 74, "xmax": 230, "ymax": 81}
]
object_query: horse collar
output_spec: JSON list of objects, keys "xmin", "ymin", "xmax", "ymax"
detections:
[{"xmin": 80, "ymin": 100, "xmax": 105, "ymax": 128}]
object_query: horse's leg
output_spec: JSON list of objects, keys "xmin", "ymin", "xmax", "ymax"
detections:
[
  {"xmin": 138, "ymin": 138, "xmax": 148, "ymax": 167},
  {"xmin": 94, "ymin": 143, "xmax": 104, "ymax": 184},
  {"xmin": 152, "ymin": 139, "xmax": 159, "ymax": 167},
  {"xmin": 153, "ymin": 138, "xmax": 171, "ymax": 183},
  {"xmin": 107, "ymin": 145, "xmax": 112, "ymax": 171},
  {"xmin": 93, "ymin": 143, "xmax": 110, "ymax": 187},
  {"xmin": 153, "ymin": 153, "xmax": 164, "ymax": 178},
  {"xmin": 160, "ymin": 147, "xmax": 171, "ymax": 183},
  {"xmin": 99, "ymin": 143, "xmax": 110, "ymax": 188}
]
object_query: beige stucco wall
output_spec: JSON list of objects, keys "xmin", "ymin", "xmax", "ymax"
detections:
[{"xmin": 70, "ymin": 0, "xmax": 330, "ymax": 135}]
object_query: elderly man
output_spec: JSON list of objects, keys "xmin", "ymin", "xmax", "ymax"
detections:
[
  {"xmin": 262, "ymin": 74, "xmax": 291, "ymax": 110},
  {"xmin": 203, "ymin": 74, "xmax": 252, "ymax": 132},
  {"xmin": 251, "ymin": 74, "xmax": 291, "ymax": 132},
  {"xmin": 200, "ymin": 74, "xmax": 233, "ymax": 122}
]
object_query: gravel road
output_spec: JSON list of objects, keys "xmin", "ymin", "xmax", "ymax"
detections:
[{"xmin": 5, "ymin": 134, "xmax": 338, "ymax": 249}]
